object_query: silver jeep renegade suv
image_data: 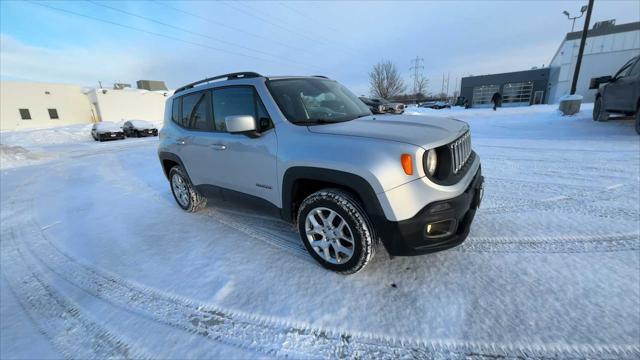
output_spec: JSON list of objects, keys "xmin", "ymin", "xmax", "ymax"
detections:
[{"xmin": 158, "ymin": 72, "xmax": 484, "ymax": 274}]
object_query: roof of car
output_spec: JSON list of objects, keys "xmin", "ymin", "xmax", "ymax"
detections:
[{"xmin": 173, "ymin": 73, "xmax": 331, "ymax": 95}]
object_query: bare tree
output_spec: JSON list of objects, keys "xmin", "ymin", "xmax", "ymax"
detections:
[
  {"xmin": 369, "ymin": 60, "xmax": 406, "ymax": 99},
  {"xmin": 415, "ymin": 74, "xmax": 429, "ymax": 97}
]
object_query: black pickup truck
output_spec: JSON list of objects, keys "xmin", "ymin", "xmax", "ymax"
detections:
[{"xmin": 590, "ymin": 55, "xmax": 640, "ymax": 134}]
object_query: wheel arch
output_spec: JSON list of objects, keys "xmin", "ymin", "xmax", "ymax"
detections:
[
  {"xmin": 281, "ymin": 167, "xmax": 386, "ymax": 226},
  {"xmin": 158, "ymin": 152, "xmax": 192, "ymax": 183}
]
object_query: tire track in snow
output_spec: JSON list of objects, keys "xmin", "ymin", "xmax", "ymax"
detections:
[
  {"xmin": 27, "ymin": 219, "xmax": 640, "ymax": 359},
  {"xmin": 1, "ymin": 227, "xmax": 150, "ymax": 359},
  {"xmin": 459, "ymin": 233, "xmax": 640, "ymax": 253},
  {"xmin": 207, "ymin": 205, "xmax": 639, "ymax": 254}
]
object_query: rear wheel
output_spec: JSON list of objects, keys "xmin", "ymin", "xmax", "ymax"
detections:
[
  {"xmin": 169, "ymin": 166, "xmax": 207, "ymax": 212},
  {"xmin": 297, "ymin": 189, "xmax": 375, "ymax": 274},
  {"xmin": 593, "ymin": 96, "xmax": 609, "ymax": 122}
]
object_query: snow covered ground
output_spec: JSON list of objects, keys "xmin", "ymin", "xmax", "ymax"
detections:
[{"xmin": 1, "ymin": 104, "xmax": 639, "ymax": 359}]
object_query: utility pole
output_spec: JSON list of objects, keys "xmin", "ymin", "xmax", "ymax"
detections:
[
  {"xmin": 441, "ymin": 73, "xmax": 445, "ymax": 100},
  {"xmin": 409, "ymin": 56, "xmax": 424, "ymax": 102},
  {"xmin": 570, "ymin": 0, "xmax": 594, "ymax": 95},
  {"xmin": 446, "ymin": 72, "xmax": 450, "ymax": 99}
]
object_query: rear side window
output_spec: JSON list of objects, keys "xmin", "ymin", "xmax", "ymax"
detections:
[
  {"xmin": 213, "ymin": 86, "xmax": 271, "ymax": 132},
  {"xmin": 181, "ymin": 91, "xmax": 213, "ymax": 131},
  {"xmin": 172, "ymin": 98, "xmax": 182, "ymax": 125},
  {"xmin": 172, "ymin": 92, "xmax": 213, "ymax": 131}
]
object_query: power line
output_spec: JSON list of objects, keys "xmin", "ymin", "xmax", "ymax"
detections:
[
  {"xmin": 273, "ymin": 1, "xmax": 359, "ymax": 54},
  {"xmin": 25, "ymin": 1, "xmax": 309, "ymax": 70},
  {"xmin": 154, "ymin": 1, "xmax": 309, "ymax": 54},
  {"xmin": 86, "ymin": 0, "xmax": 314, "ymax": 70},
  {"xmin": 219, "ymin": 1, "xmax": 325, "ymax": 45}
]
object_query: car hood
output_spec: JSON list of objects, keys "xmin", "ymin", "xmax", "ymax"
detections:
[{"xmin": 307, "ymin": 114, "xmax": 468, "ymax": 148}]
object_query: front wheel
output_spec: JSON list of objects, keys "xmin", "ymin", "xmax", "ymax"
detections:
[
  {"xmin": 593, "ymin": 97, "xmax": 609, "ymax": 122},
  {"xmin": 169, "ymin": 166, "xmax": 207, "ymax": 212},
  {"xmin": 297, "ymin": 189, "xmax": 376, "ymax": 274}
]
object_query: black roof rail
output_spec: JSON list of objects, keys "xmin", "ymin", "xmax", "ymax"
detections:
[
  {"xmin": 312, "ymin": 75, "xmax": 329, "ymax": 79},
  {"xmin": 174, "ymin": 72, "xmax": 262, "ymax": 94}
]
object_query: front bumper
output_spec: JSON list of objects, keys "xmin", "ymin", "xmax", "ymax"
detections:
[{"xmin": 376, "ymin": 167, "xmax": 484, "ymax": 256}]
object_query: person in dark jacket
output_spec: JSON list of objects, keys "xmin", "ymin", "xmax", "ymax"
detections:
[{"xmin": 491, "ymin": 92, "xmax": 502, "ymax": 111}]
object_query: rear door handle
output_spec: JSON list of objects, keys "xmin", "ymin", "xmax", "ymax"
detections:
[
  {"xmin": 176, "ymin": 138, "xmax": 186, "ymax": 145},
  {"xmin": 210, "ymin": 144, "xmax": 227, "ymax": 150}
]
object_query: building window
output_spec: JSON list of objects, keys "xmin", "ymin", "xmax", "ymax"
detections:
[
  {"xmin": 19, "ymin": 109, "xmax": 31, "ymax": 120},
  {"xmin": 472, "ymin": 85, "xmax": 499, "ymax": 107},
  {"xmin": 48, "ymin": 108, "xmax": 59, "ymax": 119}
]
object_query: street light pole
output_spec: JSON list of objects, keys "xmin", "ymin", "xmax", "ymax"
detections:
[
  {"xmin": 570, "ymin": 0, "xmax": 594, "ymax": 95},
  {"xmin": 563, "ymin": 5, "xmax": 588, "ymax": 32}
]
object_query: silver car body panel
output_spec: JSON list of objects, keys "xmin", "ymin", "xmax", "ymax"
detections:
[{"xmin": 159, "ymin": 76, "xmax": 479, "ymax": 222}]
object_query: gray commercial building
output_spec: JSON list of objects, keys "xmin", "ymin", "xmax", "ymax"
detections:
[
  {"xmin": 459, "ymin": 20, "xmax": 639, "ymax": 107},
  {"xmin": 460, "ymin": 68, "xmax": 550, "ymax": 108}
]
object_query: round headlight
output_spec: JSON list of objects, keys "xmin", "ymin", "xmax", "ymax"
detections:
[{"xmin": 426, "ymin": 149, "xmax": 438, "ymax": 176}]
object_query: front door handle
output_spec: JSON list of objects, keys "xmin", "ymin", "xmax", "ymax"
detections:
[
  {"xmin": 211, "ymin": 144, "xmax": 227, "ymax": 150},
  {"xmin": 176, "ymin": 138, "xmax": 186, "ymax": 145}
]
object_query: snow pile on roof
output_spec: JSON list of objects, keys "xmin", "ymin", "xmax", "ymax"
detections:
[
  {"xmin": 127, "ymin": 120, "xmax": 156, "ymax": 129},
  {"xmin": 94, "ymin": 122, "xmax": 122, "ymax": 131}
]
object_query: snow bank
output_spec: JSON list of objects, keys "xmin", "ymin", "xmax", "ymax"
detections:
[
  {"xmin": 0, "ymin": 124, "xmax": 94, "ymax": 146},
  {"xmin": 0, "ymin": 145, "xmax": 55, "ymax": 169}
]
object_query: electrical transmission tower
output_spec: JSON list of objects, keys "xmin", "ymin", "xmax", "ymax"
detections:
[{"xmin": 409, "ymin": 56, "xmax": 425, "ymax": 99}]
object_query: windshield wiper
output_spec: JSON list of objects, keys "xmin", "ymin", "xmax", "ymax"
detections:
[{"xmin": 295, "ymin": 119, "xmax": 341, "ymax": 125}]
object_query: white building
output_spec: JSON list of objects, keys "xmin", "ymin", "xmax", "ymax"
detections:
[
  {"xmin": 0, "ymin": 82, "xmax": 95, "ymax": 131},
  {"xmin": 86, "ymin": 87, "xmax": 171, "ymax": 123},
  {"xmin": 0, "ymin": 81, "xmax": 172, "ymax": 131},
  {"xmin": 548, "ymin": 21, "xmax": 640, "ymax": 103}
]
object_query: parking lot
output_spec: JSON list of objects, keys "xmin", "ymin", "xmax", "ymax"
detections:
[{"xmin": 1, "ymin": 104, "xmax": 639, "ymax": 359}]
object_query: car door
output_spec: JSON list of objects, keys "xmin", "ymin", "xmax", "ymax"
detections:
[
  {"xmin": 209, "ymin": 86, "xmax": 279, "ymax": 206},
  {"xmin": 605, "ymin": 57, "xmax": 639, "ymax": 112},
  {"xmin": 172, "ymin": 90, "xmax": 225, "ymax": 190}
]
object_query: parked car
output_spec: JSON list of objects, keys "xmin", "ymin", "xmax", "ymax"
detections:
[
  {"xmin": 359, "ymin": 97, "xmax": 387, "ymax": 114},
  {"xmin": 159, "ymin": 72, "xmax": 484, "ymax": 274},
  {"xmin": 420, "ymin": 101, "xmax": 451, "ymax": 109},
  {"xmin": 590, "ymin": 55, "xmax": 640, "ymax": 134},
  {"xmin": 362, "ymin": 97, "xmax": 405, "ymax": 114},
  {"xmin": 122, "ymin": 120, "xmax": 158, "ymax": 137},
  {"xmin": 91, "ymin": 122, "xmax": 124, "ymax": 141}
]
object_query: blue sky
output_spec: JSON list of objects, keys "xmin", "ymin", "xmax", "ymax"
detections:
[{"xmin": 1, "ymin": 0, "xmax": 638, "ymax": 95}]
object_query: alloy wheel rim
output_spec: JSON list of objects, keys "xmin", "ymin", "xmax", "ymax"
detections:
[
  {"xmin": 305, "ymin": 207, "xmax": 355, "ymax": 264},
  {"xmin": 171, "ymin": 173, "xmax": 190, "ymax": 208}
]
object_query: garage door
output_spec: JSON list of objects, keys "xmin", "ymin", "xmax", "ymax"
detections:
[
  {"xmin": 472, "ymin": 85, "xmax": 499, "ymax": 107},
  {"xmin": 502, "ymin": 81, "xmax": 533, "ymax": 107}
]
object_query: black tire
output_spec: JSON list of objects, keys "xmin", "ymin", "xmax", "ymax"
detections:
[
  {"xmin": 98, "ymin": 135, "xmax": 104, "ymax": 142},
  {"xmin": 169, "ymin": 166, "xmax": 207, "ymax": 212},
  {"xmin": 593, "ymin": 96, "xmax": 609, "ymax": 122},
  {"xmin": 297, "ymin": 189, "xmax": 376, "ymax": 274}
]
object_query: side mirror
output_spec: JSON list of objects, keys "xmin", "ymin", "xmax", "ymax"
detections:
[
  {"xmin": 225, "ymin": 115, "xmax": 258, "ymax": 134},
  {"xmin": 589, "ymin": 75, "xmax": 613, "ymax": 89}
]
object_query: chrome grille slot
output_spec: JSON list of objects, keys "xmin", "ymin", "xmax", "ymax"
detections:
[{"xmin": 450, "ymin": 132, "xmax": 472, "ymax": 174}]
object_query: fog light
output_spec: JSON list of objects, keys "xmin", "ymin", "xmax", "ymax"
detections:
[{"xmin": 425, "ymin": 219, "xmax": 455, "ymax": 238}]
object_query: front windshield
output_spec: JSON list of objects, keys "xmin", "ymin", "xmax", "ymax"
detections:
[{"xmin": 267, "ymin": 78, "xmax": 371, "ymax": 124}]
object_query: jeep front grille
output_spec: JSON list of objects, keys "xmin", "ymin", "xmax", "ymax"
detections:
[{"xmin": 450, "ymin": 132, "xmax": 471, "ymax": 174}]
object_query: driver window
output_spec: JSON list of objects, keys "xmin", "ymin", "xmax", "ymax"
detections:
[
  {"xmin": 616, "ymin": 59, "xmax": 635, "ymax": 79},
  {"xmin": 629, "ymin": 59, "xmax": 640, "ymax": 76}
]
